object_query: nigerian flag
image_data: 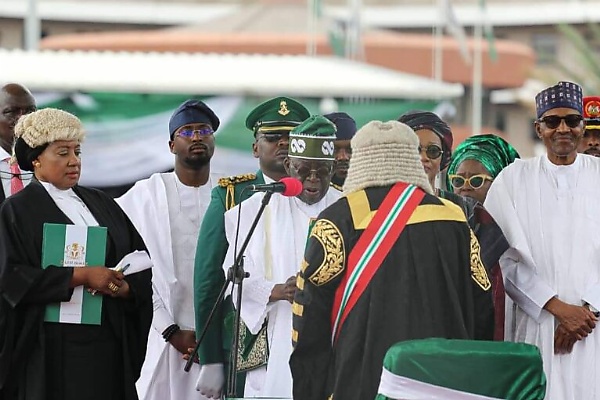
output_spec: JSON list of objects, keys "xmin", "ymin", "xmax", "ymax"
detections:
[
  {"xmin": 376, "ymin": 338, "xmax": 546, "ymax": 400},
  {"xmin": 42, "ymin": 224, "xmax": 107, "ymax": 325}
]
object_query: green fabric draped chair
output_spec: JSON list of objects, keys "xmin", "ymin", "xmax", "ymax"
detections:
[{"xmin": 376, "ymin": 338, "xmax": 546, "ymax": 400}]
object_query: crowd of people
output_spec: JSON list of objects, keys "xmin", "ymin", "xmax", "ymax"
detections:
[{"xmin": 0, "ymin": 79, "xmax": 598, "ymax": 400}]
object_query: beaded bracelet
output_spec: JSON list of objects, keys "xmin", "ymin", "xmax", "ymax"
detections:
[{"xmin": 162, "ymin": 324, "xmax": 180, "ymax": 342}]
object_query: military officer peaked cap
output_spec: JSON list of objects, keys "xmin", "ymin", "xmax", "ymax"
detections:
[{"xmin": 245, "ymin": 96, "xmax": 310, "ymax": 134}]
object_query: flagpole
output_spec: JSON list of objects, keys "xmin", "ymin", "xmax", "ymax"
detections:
[
  {"xmin": 307, "ymin": 0, "xmax": 317, "ymax": 56},
  {"xmin": 25, "ymin": 0, "xmax": 41, "ymax": 51},
  {"xmin": 347, "ymin": 0, "xmax": 362, "ymax": 61},
  {"xmin": 472, "ymin": 19, "xmax": 483, "ymax": 136},
  {"xmin": 434, "ymin": 0, "xmax": 443, "ymax": 85}
]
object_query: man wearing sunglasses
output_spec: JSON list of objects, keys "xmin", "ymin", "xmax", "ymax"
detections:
[
  {"xmin": 578, "ymin": 96, "xmax": 600, "ymax": 157},
  {"xmin": 485, "ymin": 81, "xmax": 600, "ymax": 400},
  {"xmin": 116, "ymin": 99, "xmax": 221, "ymax": 400},
  {"xmin": 193, "ymin": 97, "xmax": 310, "ymax": 398}
]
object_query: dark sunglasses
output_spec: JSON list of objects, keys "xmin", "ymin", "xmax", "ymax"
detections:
[
  {"xmin": 294, "ymin": 165, "xmax": 333, "ymax": 180},
  {"xmin": 418, "ymin": 144, "xmax": 443, "ymax": 160},
  {"xmin": 537, "ymin": 114, "xmax": 583, "ymax": 129},
  {"xmin": 258, "ymin": 133, "xmax": 289, "ymax": 143},
  {"xmin": 449, "ymin": 174, "xmax": 494, "ymax": 190},
  {"xmin": 176, "ymin": 127, "xmax": 214, "ymax": 138}
]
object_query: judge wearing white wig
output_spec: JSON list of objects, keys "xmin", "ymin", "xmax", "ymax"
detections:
[
  {"xmin": 0, "ymin": 108, "xmax": 153, "ymax": 400},
  {"xmin": 291, "ymin": 120, "xmax": 486, "ymax": 400}
]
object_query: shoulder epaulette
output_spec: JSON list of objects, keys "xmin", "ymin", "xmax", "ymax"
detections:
[
  {"xmin": 218, "ymin": 173, "xmax": 257, "ymax": 188},
  {"xmin": 218, "ymin": 173, "xmax": 257, "ymax": 210}
]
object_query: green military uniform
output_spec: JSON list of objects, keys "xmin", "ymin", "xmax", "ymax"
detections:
[
  {"xmin": 193, "ymin": 171, "xmax": 265, "ymax": 394},
  {"xmin": 193, "ymin": 97, "xmax": 309, "ymax": 396}
]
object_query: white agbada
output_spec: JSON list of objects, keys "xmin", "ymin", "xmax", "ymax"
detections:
[
  {"xmin": 484, "ymin": 154, "xmax": 600, "ymax": 400},
  {"xmin": 223, "ymin": 188, "xmax": 341, "ymax": 398},
  {"xmin": 117, "ymin": 172, "xmax": 218, "ymax": 400}
]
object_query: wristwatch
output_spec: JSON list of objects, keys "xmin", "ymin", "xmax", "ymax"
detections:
[{"xmin": 585, "ymin": 303, "xmax": 600, "ymax": 317}]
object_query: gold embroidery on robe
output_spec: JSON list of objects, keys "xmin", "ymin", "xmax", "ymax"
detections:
[
  {"xmin": 236, "ymin": 322, "xmax": 269, "ymax": 372},
  {"xmin": 292, "ymin": 302, "xmax": 304, "ymax": 317},
  {"xmin": 308, "ymin": 219, "xmax": 345, "ymax": 286},
  {"xmin": 300, "ymin": 259, "xmax": 309, "ymax": 273},
  {"xmin": 470, "ymin": 230, "xmax": 491, "ymax": 291}
]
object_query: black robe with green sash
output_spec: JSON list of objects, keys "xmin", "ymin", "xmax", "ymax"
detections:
[
  {"xmin": 291, "ymin": 185, "xmax": 492, "ymax": 400},
  {"xmin": 0, "ymin": 181, "xmax": 152, "ymax": 400}
]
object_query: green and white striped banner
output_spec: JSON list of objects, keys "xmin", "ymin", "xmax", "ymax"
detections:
[
  {"xmin": 42, "ymin": 223, "xmax": 107, "ymax": 325},
  {"xmin": 35, "ymin": 92, "xmax": 439, "ymax": 187}
]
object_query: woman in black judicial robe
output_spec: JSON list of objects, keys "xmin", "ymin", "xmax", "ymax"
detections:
[{"xmin": 0, "ymin": 109, "xmax": 152, "ymax": 400}]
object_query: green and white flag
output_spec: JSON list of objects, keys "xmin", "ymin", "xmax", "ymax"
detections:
[
  {"xmin": 42, "ymin": 223, "xmax": 107, "ymax": 325},
  {"xmin": 376, "ymin": 338, "xmax": 546, "ymax": 400}
]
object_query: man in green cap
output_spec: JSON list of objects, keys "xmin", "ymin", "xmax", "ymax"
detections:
[
  {"xmin": 219, "ymin": 114, "xmax": 341, "ymax": 398},
  {"xmin": 193, "ymin": 97, "xmax": 309, "ymax": 398}
]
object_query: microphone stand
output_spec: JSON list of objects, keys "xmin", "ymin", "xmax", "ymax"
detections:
[{"xmin": 185, "ymin": 191, "xmax": 275, "ymax": 398}]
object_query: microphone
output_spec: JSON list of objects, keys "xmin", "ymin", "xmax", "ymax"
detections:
[{"xmin": 248, "ymin": 177, "xmax": 303, "ymax": 197}]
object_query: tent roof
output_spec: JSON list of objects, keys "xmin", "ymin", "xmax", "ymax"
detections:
[
  {"xmin": 0, "ymin": 1, "xmax": 237, "ymax": 25},
  {"xmin": 329, "ymin": 1, "xmax": 600, "ymax": 29},
  {"xmin": 0, "ymin": 49, "xmax": 464, "ymax": 99},
  {"xmin": 1, "ymin": 1, "xmax": 596, "ymax": 28}
]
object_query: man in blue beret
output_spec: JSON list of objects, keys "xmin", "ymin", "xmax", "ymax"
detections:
[
  {"xmin": 193, "ymin": 97, "xmax": 310, "ymax": 399},
  {"xmin": 117, "ymin": 99, "xmax": 221, "ymax": 400},
  {"xmin": 325, "ymin": 112, "xmax": 356, "ymax": 191},
  {"xmin": 485, "ymin": 81, "xmax": 600, "ymax": 400}
]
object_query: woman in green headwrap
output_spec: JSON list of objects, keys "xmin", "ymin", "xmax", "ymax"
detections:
[
  {"xmin": 446, "ymin": 134, "xmax": 520, "ymax": 204},
  {"xmin": 446, "ymin": 134, "xmax": 519, "ymax": 341}
]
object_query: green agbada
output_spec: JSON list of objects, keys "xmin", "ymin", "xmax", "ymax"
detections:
[{"xmin": 446, "ymin": 134, "xmax": 520, "ymax": 192}]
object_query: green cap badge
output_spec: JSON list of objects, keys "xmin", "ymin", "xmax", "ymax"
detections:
[
  {"xmin": 245, "ymin": 97, "xmax": 310, "ymax": 134},
  {"xmin": 289, "ymin": 115, "xmax": 337, "ymax": 160}
]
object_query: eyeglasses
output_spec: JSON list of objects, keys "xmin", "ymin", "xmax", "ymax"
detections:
[
  {"xmin": 258, "ymin": 133, "xmax": 288, "ymax": 143},
  {"xmin": 537, "ymin": 115, "xmax": 583, "ymax": 129},
  {"xmin": 176, "ymin": 127, "xmax": 214, "ymax": 138},
  {"xmin": 448, "ymin": 174, "xmax": 494, "ymax": 190},
  {"xmin": 293, "ymin": 165, "xmax": 333, "ymax": 180},
  {"xmin": 418, "ymin": 144, "xmax": 443, "ymax": 160}
]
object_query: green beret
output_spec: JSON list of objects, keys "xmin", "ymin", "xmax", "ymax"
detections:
[
  {"xmin": 289, "ymin": 115, "xmax": 337, "ymax": 160},
  {"xmin": 245, "ymin": 97, "xmax": 310, "ymax": 134}
]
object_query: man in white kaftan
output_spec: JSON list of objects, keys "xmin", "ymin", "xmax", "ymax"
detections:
[
  {"xmin": 117, "ymin": 100, "xmax": 222, "ymax": 400},
  {"xmin": 485, "ymin": 81, "xmax": 600, "ymax": 400},
  {"xmin": 222, "ymin": 115, "xmax": 341, "ymax": 397}
]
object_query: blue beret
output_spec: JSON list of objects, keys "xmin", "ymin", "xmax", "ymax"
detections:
[
  {"xmin": 535, "ymin": 81, "xmax": 583, "ymax": 119},
  {"xmin": 169, "ymin": 99, "xmax": 220, "ymax": 138},
  {"xmin": 324, "ymin": 112, "xmax": 357, "ymax": 140}
]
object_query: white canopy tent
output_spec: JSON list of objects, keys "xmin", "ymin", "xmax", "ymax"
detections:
[
  {"xmin": 0, "ymin": 50, "xmax": 463, "ymax": 189},
  {"xmin": 0, "ymin": 49, "xmax": 464, "ymax": 99}
]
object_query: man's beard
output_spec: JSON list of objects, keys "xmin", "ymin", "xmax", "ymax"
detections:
[{"xmin": 184, "ymin": 154, "xmax": 211, "ymax": 168}]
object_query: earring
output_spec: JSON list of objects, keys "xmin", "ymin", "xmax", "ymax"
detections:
[{"xmin": 33, "ymin": 162, "xmax": 41, "ymax": 168}]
